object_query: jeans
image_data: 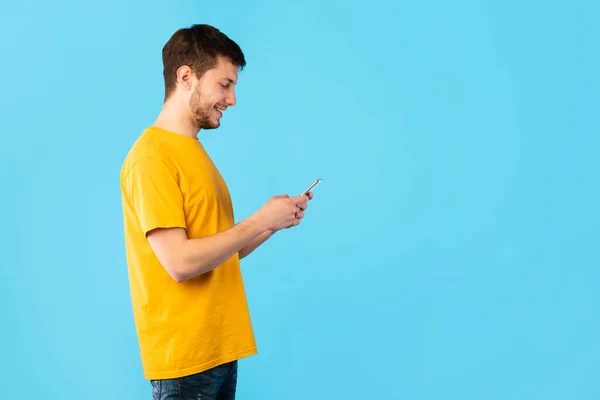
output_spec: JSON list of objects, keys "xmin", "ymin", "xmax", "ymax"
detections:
[{"xmin": 151, "ymin": 361, "xmax": 238, "ymax": 400}]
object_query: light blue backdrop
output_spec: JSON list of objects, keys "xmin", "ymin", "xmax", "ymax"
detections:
[{"xmin": 1, "ymin": 0, "xmax": 598, "ymax": 399}]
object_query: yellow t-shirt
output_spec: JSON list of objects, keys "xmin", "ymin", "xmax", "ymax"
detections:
[{"xmin": 120, "ymin": 126, "xmax": 257, "ymax": 380}]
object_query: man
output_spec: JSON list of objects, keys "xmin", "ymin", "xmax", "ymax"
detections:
[{"xmin": 120, "ymin": 24, "xmax": 312, "ymax": 399}]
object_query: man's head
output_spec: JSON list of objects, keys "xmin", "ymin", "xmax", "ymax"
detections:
[{"xmin": 162, "ymin": 24, "xmax": 246, "ymax": 130}]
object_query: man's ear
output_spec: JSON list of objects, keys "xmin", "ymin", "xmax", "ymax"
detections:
[{"xmin": 176, "ymin": 65, "xmax": 195, "ymax": 91}]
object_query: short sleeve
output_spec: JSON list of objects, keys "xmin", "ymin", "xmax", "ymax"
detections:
[{"xmin": 123, "ymin": 157, "xmax": 187, "ymax": 235}]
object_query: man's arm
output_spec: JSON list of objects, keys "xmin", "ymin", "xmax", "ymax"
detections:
[
  {"xmin": 147, "ymin": 215, "xmax": 267, "ymax": 282},
  {"xmin": 125, "ymin": 156, "xmax": 309, "ymax": 281},
  {"xmin": 146, "ymin": 193, "xmax": 310, "ymax": 282},
  {"xmin": 238, "ymin": 229, "xmax": 275, "ymax": 260}
]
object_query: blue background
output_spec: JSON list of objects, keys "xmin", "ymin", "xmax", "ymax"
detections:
[{"xmin": 1, "ymin": 0, "xmax": 598, "ymax": 399}]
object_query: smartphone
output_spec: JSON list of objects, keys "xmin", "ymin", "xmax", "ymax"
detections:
[{"xmin": 301, "ymin": 178, "xmax": 323, "ymax": 196}]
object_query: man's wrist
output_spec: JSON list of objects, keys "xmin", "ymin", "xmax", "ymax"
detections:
[{"xmin": 245, "ymin": 213, "xmax": 269, "ymax": 235}]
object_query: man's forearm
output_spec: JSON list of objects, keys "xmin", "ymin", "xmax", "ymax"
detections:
[
  {"xmin": 239, "ymin": 229, "xmax": 275, "ymax": 259},
  {"xmin": 177, "ymin": 217, "xmax": 267, "ymax": 280}
]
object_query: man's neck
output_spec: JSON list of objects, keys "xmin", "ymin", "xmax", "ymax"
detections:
[{"xmin": 152, "ymin": 100, "xmax": 199, "ymax": 139}]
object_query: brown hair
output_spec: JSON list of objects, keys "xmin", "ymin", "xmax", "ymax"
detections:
[{"xmin": 161, "ymin": 24, "xmax": 246, "ymax": 101}]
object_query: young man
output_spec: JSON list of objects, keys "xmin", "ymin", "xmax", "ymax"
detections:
[{"xmin": 120, "ymin": 24, "xmax": 312, "ymax": 399}]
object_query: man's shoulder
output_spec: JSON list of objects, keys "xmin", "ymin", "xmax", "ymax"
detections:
[{"xmin": 120, "ymin": 128, "xmax": 175, "ymax": 180}]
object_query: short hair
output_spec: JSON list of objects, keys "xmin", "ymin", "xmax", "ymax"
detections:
[{"xmin": 161, "ymin": 24, "xmax": 246, "ymax": 101}]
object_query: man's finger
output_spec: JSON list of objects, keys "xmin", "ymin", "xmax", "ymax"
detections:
[{"xmin": 292, "ymin": 194, "xmax": 310, "ymax": 204}]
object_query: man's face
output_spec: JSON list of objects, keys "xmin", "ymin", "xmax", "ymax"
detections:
[{"xmin": 189, "ymin": 56, "xmax": 239, "ymax": 130}]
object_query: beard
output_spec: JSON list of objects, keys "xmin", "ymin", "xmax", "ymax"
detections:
[{"xmin": 189, "ymin": 87, "xmax": 220, "ymax": 130}]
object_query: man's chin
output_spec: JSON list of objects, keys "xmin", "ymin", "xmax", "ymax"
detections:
[
  {"xmin": 204, "ymin": 121, "xmax": 220, "ymax": 130},
  {"xmin": 197, "ymin": 118, "xmax": 220, "ymax": 130}
]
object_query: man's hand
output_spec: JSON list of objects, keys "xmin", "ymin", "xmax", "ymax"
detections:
[
  {"xmin": 239, "ymin": 191, "xmax": 314, "ymax": 259},
  {"xmin": 251, "ymin": 192, "xmax": 311, "ymax": 232}
]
